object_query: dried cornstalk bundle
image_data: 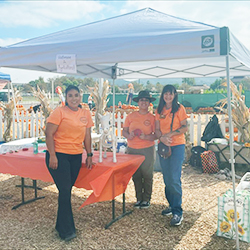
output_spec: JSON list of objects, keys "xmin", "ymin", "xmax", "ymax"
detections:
[
  {"xmin": 88, "ymin": 80, "xmax": 110, "ymax": 133},
  {"xmin": 0, "ymin": 89, "xmax": 22, "ymax": 142},
  {"xmin": 215, "ymin": 80, "xmax": 250, "ymax": 142},
  {"xmin": 32, "ymin": 86, "xmax": 53, "ymax": 120}
]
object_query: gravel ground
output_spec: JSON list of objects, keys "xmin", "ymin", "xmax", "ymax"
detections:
[{"xmin": 0, "ymin": 164, "xmax": 250, "ymax": 250}]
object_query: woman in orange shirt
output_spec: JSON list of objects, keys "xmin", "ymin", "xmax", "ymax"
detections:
[
  {"xmin": 123, "ymin": 90, "xmax": 156, "ymax": 209},
  {"xmin": 45, "ymin": 85, "xmax": 94, "ymax": 241},
  {"xmin": 155, "ymin": 85, "xmax": 188, "ymax": 226}
]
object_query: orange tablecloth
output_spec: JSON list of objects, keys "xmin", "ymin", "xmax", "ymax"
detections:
[{"xmin": 0, "ymin": 149, "xmax": 145, "ymax": 208}]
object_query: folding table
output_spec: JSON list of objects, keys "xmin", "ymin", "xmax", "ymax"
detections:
[{"xmin": 0, "ymin": 149, "xmax": 144, "ymax": 228}]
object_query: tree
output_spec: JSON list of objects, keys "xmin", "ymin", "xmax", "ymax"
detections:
[
  {"xmin": 145, "ymin": 80, "xmax": 154, "ymax": 91},
  {"xmin": 78, "ymin": 77, "xmax": 95, "ymax": 93},
  {"xmin": 241, "ymin": 77, "xmax": 250, "ymax": 90},
  {"xmin": 131, "ymin": 81, "xmax": 143, "ymax": 93},
  {"xmin": 179, "ymin": 83, "xmax": 191, "ymax": 93},
  {"xmin": 155, "ymin": 82, "xmax": 163, "ymax": 93},
  {"xmin": 182, "ymin": 78, "xmax": 195, "ymax": 86},
  {"xmin": 210, "ymin": 78, "xmax": 224, "ymax": 90},
  {"xmin": 110, "ymin": 85, "xmax": 120, "ymax": 93},
  {"xmin": 173, "ymin": 83, "xmax": 180, "ymax": 90}
]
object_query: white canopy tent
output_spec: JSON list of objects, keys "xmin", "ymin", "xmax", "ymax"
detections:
[
  {"xmin": 0, "ymin": 8, "xmax": 250, "ymax": 248},
  {"xmin": 0, "ymin": 72, "xmax": 12, "ymax": 102},
  {"xmin": 0, "ymin": 71, "xmax": 11, "ymax": 91},
  {"xmin": 0, "ymin": 8, "xmax": 250, "ymax": 79}
]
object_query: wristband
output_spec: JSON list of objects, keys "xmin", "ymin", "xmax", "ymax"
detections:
[{"xmin": 87, "ymin": 152, "xmax": 93, "ymax": 157}]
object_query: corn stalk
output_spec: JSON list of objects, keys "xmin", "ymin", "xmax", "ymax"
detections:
[
  {"xmin": 88, "ymin": 80, "xmax": 110, "ymax": 133},
  {"xmin": 0, "ymin": 89, "xmax": 22, "ymax": 142},
  {"xmin": 215, "ymin": 80, "xmax": 250, "ymax": 142},
  {"xmin": 32, "ymin": 85, "xmax": 53, "ymax": 132}
]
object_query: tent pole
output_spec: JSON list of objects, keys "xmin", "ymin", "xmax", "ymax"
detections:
[
  {"xmin": 111, "ymin": 65, "xmax": 117, "ymax": 163},
  {"xmin": 226, "ymin": 46, "xmax": 240, "ymax": 249},
  {"xmin": 112, "ymin": 78, "xmax": 115, "ymax": 135},
  {"xmin": 111, "ymin": 65, "xmax": 117, "ymax": 136}
]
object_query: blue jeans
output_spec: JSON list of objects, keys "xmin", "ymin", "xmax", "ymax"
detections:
[{"xmin": 159, "ymin": 144, "xmax": 185, "ymax": 216}]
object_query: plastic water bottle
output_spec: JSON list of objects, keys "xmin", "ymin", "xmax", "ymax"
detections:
[{"xmin": 33, "ymin": 141, "xmax": 38, "ymax": 154}]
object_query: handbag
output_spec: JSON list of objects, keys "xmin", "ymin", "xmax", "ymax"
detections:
[
  {"xmin": 158, "ymin": 142, "xmax": 171, "ymax": 159},
  {"xmin": 158, "ymin": 113, "xmax": 174, "ymax": 159}
]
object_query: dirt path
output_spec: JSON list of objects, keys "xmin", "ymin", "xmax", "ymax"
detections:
[{"xmin": 1, "ymin": 164, "xmax": 249, "ymax": 250}]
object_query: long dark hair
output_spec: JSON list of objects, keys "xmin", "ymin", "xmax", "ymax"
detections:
[
  {"xmin": 157, "ymin": 85, "xmax": 180, "ymax": 114},
  {"xmin": 65, "ymin": 85, "xmax": 82, "ymax": 108}
]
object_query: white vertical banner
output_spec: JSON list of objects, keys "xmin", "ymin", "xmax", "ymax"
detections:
[{"xmin": 56, "ymin": 54, "xmax": 77, "ymax": 73}]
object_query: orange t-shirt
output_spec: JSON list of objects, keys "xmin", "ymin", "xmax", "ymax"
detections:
[
  {"xmin": 46, "ymin": 106, "xmax": 94, "ymax": 154},
  {"xmin": 155, "ymin": 104, "xmax": 188, "ymax": 146},
  {"xmin": 124, "ymin": 111, "xmax": 155, "ymax": 149}
]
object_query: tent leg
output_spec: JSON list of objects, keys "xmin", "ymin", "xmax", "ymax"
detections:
[
  {"xmin": 112, "ymin": 77, "xmax": 117, "ymax": 163},
  {"xmin": 226, "ymin": 53, "xmax": 240, "ymax": 249}
]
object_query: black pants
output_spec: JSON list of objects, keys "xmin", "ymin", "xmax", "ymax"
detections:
[{"xmin": 46, "ymin": 151, "xmax": 82, "ymax": 239}]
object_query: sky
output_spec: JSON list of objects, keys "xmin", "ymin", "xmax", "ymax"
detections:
[{"xmin": 1, "ymin": 0, "xmax": 250, "ymax": 83}]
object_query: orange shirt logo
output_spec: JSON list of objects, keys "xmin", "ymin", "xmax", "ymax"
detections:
[
  {"xmin": 80, "ymin": 117, "xmax": 87, "ymax": 125},
  {"xmin": 144, "ymin": 120, "xmax": 151, "ymax": 126}
]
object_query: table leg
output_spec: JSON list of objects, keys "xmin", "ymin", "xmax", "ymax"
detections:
[
  {"xmin": 16, "ymin": 179, "xmax": 42, "ymax": 190},
  {"xmin": 12, "ymin": 177, "xmax": 45, "ymax": 210},
  {"xmin": 105, "ymin": 174, "xmax": 133, "ymax": 229}
]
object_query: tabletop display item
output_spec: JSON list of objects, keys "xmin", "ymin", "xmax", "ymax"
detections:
[{"xmin": 98, "ymin": 112, "xmax": 117, "ymax": 163}]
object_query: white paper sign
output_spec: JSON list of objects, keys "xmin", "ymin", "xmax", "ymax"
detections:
[{"xmin": 56, "ymin": 54, "xmax": 77, "ymax": 73}]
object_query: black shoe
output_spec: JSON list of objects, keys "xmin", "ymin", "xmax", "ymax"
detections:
[
  {"xmin": 140, "ymin": 201, "xmax": 150, "ymax": 209},
  {"xmin": 64, "ymin": 232, "xmax": 76, "ymax": 241},
  {"xmin": 161, "ymin": 207, "xmax": 172, "ymax": 216},
  {"xmin": 170, "ymin": 214, "xmax": 183, "ymax": 226},
  {"xmin": 134, "ymin": 201, "xmax": 142, "ymax": 209}
]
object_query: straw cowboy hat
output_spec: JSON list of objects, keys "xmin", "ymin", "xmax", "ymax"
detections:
[{"xmin": 132, "ymin": 90, "xmax": 156, "ymax": 103}]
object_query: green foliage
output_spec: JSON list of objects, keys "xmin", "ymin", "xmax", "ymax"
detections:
[
  {"xmin": 210, "ymin": 78, "xmax": 224, "ymax": 90},
  {"xmin": 203, "ymin": 88, "xmax": 227, "ymax": 94},
  {"xmin": 241, "ymin": 77, "xmax": 250, "ymax": 90},
  {"xmin": 182, "ymin": 78, "xmax": 195, "ymax": 86},
  {"xmin": 179, "ymin": 83, "xmax": 191, "ymax": 92},
  {"xmin": 155, "ymin": 82, "xmax": 163, "ymax": 93},
  {"xmin": 110, "ymin": 85, "xmax": 120, "ymax": 93},
  {"xmin": 132, "ymin": 81, "xmax": 144, "ymax": 93},
  {"xmin": 173, "ymin": 83, "xmax": 180, "ymax": 90},
  {"xmin": 17, "ymin": 76, "xmax": 96, "ymax": 94}
]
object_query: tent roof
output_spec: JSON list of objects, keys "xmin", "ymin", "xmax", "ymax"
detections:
[{"xmin": 0, "ymin": 8, "xmax": 250, "ymax": 79}]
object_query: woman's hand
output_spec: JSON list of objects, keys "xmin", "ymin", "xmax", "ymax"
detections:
[
  {"xmin": 160, "ymin": 135, "xmax": 172, "ymax": 146},
  {"xmin": 127, "ymin": 130, "xmax": 135, "ymax": 140},
  {"xmin": 139, "ymin": 132, "xmax": 147, "ymax": 140},
  {"xmin": 86, "ymin": 157, "xmax": 93, "ymax": 169},
  {"xmin": 49, "ymin": 154, "xmax": 58, "ymax": 169}
]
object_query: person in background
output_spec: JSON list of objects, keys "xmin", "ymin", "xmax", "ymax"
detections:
[
  {"xmin": 155, "ymin": 84, "xmax": 188, "ymax": 226},
  {"xmin": 45, "ymin": 85, "xmax": 94, "ymax": 241},
  {"xmin": 123, "ymin": 90, "xmax": 156, "ymax": 209},
  {"xmin": 118, "ymin": 101, "xmax": 122, "ymax": 109},
  {"xmin": 126, "ymin": 83, "xmax": 134, "ymax": 105},
  {"xmin": 88, "ymin": 94, "xmax": 93, "ymax": 110}
]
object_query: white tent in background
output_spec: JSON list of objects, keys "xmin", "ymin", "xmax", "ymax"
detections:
[
  {"xmin": 0, "ymin": 8, "xmax": 250, "ymax": 249},
  {"xmin": 0, "ymin": 71, "xmax": 11, "ymax": 91}
]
